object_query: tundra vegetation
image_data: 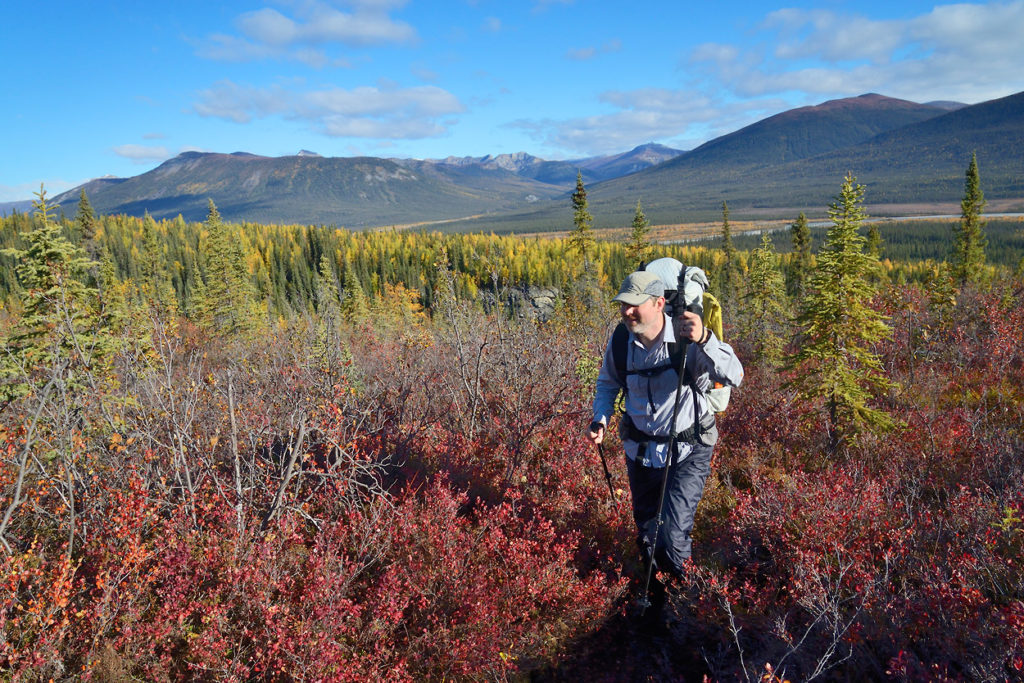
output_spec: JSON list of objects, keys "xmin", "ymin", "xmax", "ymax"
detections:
[{"xmin": 0, "ymin": 159, "xmax": 1022, "ymax": 681}]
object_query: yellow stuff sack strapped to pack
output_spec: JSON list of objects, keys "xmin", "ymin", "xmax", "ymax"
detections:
[{"xmin": 701, "ymin": 291, "xmax": 731, "ymax": 413}]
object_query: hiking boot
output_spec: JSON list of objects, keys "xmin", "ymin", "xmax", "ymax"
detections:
[{"xmin": 631, "ymin": 575, "xmax": 670, "ymax": 637}]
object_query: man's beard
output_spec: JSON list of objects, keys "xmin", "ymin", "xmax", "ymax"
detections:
[{"xmin": 624, "ymin": 316, "xmax": 653, "ymax": 337}]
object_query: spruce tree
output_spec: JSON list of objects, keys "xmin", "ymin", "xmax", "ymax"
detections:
[
  {"xmin": 340, "ymin": 258, "xmax": 369, "ymax": 323},
  {"xmin": 0, "ymin": 187, "xmax": 109, "ymax": 401},
  {"xmin": 97, "ymin": 246, "xmax": 130, "ymax": 337},
  {"xmin": 314, "ymin": 254, "xmax": 346, "ymax": 368},
  {"xmin": 719, "ymin": 201, "xmax": 738, "ymax": 303},
  {"xmin": 625, "ymin": 199, "xmax": 652, "ymax": 266},
  {"xmin": 196, "ymin": 199, "xmax": 260, "ymax": 336},
  {"xmin": 75, "ymin": 189, "xmax": 98, "ymax": 259},
  {"xmin": 951, "ymin": 152, "xmax": 987, "ymax": 287},
  {"xmin": 567, "ymin": 170, "xmax": 599, "ymax": 310},
  {"xmin": 866, "ymin": 224, "xmax": 881, "ymax": 259},
  {"xmin": 568, "ymin": 171, "xmax": 595, "ymax": 270},
  {"xmin": 316, "ymin": 254, "xmax": 341, "ymax": 321},
  {"xmin": 786, "ymin": 174, "xmax": 895, "ymax": 452},
  {"xmin": 788, "ymin": 212, "xmax": 813, "ymax": 298},
  {"xmin": 742, "ymin": 233, "xmax": 789, "ymax": 367},
  {"xmin": 139, "ymin": 212, "xmax": 177, "ymax": 315}
]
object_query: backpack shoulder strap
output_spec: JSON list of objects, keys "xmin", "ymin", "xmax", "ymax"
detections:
[
  {"xmin": 613, "ymin": 321, "xmax": 685, "ymax": 381},
  {"xmin": 611, "ymin": 322, "xmax": 629, "ymax": 382},
  {"xmin": 667, "ymin": 340, "xmax": 682, "ymax": 371}
]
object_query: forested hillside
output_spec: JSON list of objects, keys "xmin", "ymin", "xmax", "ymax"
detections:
[
  {"xmin": 0, "ymin": 206, "xmax": 692, "ymax": 319},
  {"xmin": 1, "ymin": 178, "xmax": 1022, "ymax": 680},
  {"xmin": 4, "ymin": 202, "xmax": 1005, "ymax": 322},
  {"xmin": 714, "ymin": 217, "xmax": 1024, "ymax": 269}
]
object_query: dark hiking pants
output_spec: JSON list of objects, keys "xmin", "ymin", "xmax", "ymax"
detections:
[{"xmin": 626, "ymin": 443, "xmax": 714, "ymax": 577}]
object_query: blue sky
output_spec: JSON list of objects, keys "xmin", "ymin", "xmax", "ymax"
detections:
[{"xmin": 3, "ymin": 0, "xmax": 1024, "ymax": 202}]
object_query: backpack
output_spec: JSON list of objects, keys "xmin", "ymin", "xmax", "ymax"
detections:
[{"xmin": 611, "ymin": 257, "xmax": 732, "ymax": 414}]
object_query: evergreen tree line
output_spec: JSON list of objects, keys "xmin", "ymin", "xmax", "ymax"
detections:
[
  {"xmin": 707, "ymin": 217, "xmax": 1023, "ymax": 269},
  {"xmin": 5, "ymin": 161, "xmax": 1012, "ymax": 332},
  {"xmin": 0, "ymin": 197, "xmax": 725, "ymax": 323}
]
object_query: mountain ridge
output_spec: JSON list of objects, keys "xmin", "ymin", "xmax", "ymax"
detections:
[
  {"xmin": 33, "ymin": 91, "xmax": 1024, "ymax": 230},
  {"xmin": 431, "ymin": 91, "xmax": 1021, "ymax": 232},
  {"xmin": 48, "ymin": 143, "xmax": 682, "ymax": 224}
]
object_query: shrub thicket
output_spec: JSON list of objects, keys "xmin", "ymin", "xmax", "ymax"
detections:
[{"xmin": 2, "ymin": 185, "xmax": 1022, "ymax": 680}]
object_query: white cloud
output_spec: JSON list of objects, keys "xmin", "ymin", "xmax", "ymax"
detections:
[
  {"xmin": 532, "ymin": 0, "xmax": 573, "ymax": 11},
  {"xmin": 349, "ymin": 0, "xmax": 410, "ymax": 10},
  {"xmin": 411, "ymin": 63, "xmax": 439, "ymax": 82},
  {"xmin": 689, "ymin": 42, "xmax": 740, "ymax": 64},
  {"xmin": 764, "ymin": 9, "xmax": 904, "ymax": 65},
  {"xmin": 193, "ymin": 80, "xmax": 465, "ymax": 140},
  {"xmin": 692, "ymin": 1, "xmax": 1024, "ymax": 104},
  {"xmin": 197, "ymin": 34, "xmax": 281, "ymax": 62},
  {"xmin": 237, "ymin": 8, "xmax": 299, "ymax": 46},
  {"xmin": 565, "ymin": 47, "xmax": 596, "ymax": 61},
  {"xmin": 304, "ymin": 85, "xmax": 462, "ymax": 116},
  {"xmin": 512, "ymin": 4, "xmax": 1024, "ymax": 158},
  {"xmin": 199, "ymin": 0, "xmax": 417, "ymax": 62},
  {"xmin": 483, "ymin": 16, "xmax": 502, "ymax": 33},
  {"xmin": 291, "ymin": 48, "xmax": 331, "ymax": 68},
  {"xmin": 321, "ymin": 116, "xmax": 445, "ymax": 138},
  {"xmin": 566, "ymin": 38, "xmax": 622, "ymax": 61},
  {"xmin": 193, "ymin": 82, "xmax": 287, "ymax": 123},
  {"xmin": 296, "ymin": 5, "xmax": 416, "ymax": 45},
  {"xmin": 510, "ymin": 88, "xmax": 786, "ymax": 156},
  {"xmin": 112, "ymin": 144, "xmax": 172, "ymax": 163},
  {"xmin": 909, "ymin": 2, "xmax": 1024, "ymax": 67}
]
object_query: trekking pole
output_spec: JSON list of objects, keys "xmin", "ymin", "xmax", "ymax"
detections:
[
  {"xmin": 637, "ymin": 333, "xmax": 692, "ymax": 614},
  {"xmin": 596, "ymin": 440, "xmax": 617, "ymax": 502}
]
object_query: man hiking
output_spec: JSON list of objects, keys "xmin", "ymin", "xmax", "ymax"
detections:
[{"xmin": 587, "ymin": 270, "xmax": 744, "ymax": 620}]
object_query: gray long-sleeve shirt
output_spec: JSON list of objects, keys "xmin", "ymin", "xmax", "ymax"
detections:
[{"xmin": 592, "ymin": 312, "xmax": 744, "ymax": 468}]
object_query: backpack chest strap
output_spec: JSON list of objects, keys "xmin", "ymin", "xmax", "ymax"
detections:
[{"xmin": 611, "ymin": 323, "xmax": 685, "ymax": 383}]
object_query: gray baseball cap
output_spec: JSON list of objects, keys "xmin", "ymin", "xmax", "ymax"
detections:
[{"xmin": 613, "ymin": 271, "xmax": 665, "ymax": 306}]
